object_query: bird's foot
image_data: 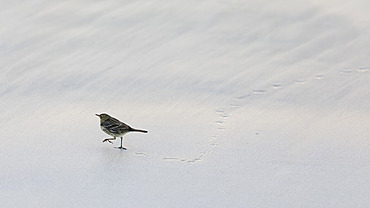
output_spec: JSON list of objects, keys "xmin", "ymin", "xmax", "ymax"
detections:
[
  {"xmin": 116, "ymin": 147, "xmax": 127, "ymax": 150},
  {"xmin": 102, "ymin": 139, "xmax": 113, "ymax": 144}
]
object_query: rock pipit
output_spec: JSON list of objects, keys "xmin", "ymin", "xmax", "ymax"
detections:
[{"xmin": 96, "ymin": 113, "xmax": 148, "ymax": 149}]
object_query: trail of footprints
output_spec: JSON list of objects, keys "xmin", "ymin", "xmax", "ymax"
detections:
[
  {"xmin": 161, "ymin": 67, "xmax": 369, "ymax": 164},
  {"xmin": 161, "ymin": 109, "xmax": 229, "ymax": 164}
]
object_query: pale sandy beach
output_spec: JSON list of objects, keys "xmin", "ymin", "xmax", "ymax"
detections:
[{"xmin": 1, "ymin": 0, "xmax": 369, "ymax": 207}]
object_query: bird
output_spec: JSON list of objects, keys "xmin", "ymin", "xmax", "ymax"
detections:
[{"xmin": 96, "ymin": 113, "xmax": 148, "ymax": 149}]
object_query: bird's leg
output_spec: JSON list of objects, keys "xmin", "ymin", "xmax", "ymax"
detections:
[
  {"xmin": 103, "ymin": 137, "xmax": 116, "ymax": 144},
  {"xmin": 119, "ymin": 137, "xmax": 127, "ymax": 150}
]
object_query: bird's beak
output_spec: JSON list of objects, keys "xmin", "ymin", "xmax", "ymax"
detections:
[{"xmin": 95, "ymin": 114, "xmax": 100, "ymax": 117}]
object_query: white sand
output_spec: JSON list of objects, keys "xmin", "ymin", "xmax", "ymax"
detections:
[{"xmin": 1, "ymin": 0, "xmax": 369, "ymax": 207}]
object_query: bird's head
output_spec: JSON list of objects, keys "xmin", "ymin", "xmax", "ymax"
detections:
[{"xmin": 95, "ymin": 113, "xmax": 111, "ymax": 121}]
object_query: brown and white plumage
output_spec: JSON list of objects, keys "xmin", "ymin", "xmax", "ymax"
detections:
[{"xmin": 96, "ymin": 113, "xmax": 148, "ymax": 149}]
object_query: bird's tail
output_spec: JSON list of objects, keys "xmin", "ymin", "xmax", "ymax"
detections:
[{"xmin": 132, "ymin": 128, "xmax": 148, "ymax": 133}]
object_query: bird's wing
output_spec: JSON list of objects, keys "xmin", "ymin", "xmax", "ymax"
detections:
[
  {"xmin": 101, "ymin": 118, "xmax": 132, "ymax": 133},
  {"xmin": 116, "ymin": 121, "xmax": 132, "ymax": 131},
  {"xmin": 101, "ymin": 119, "xmax": 119, "ymax": 129}
]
